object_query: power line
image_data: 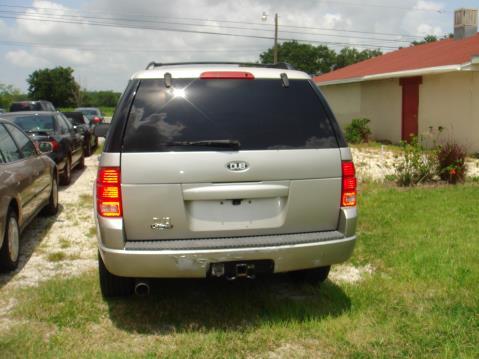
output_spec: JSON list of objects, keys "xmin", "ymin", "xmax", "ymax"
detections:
[
  {"xmin": 317, "ymin": 0, "xmax": 450, "ymax": 13},
  {"xmin": 0, "ymin": 3, "xmax": 432, "ymax": 39},
  {"xmin": 0, "ymin": 9, "xmax": 413, "ymax": 44},
  {"xmin": 0, "ymin": 40, "xmax": 265, "ymax": 53},
  {"xmin": 0, "ymin": 15, "xmax": 400, "ymax": 50}
]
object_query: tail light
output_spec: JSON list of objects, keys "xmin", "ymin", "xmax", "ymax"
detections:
[
  {"xmin": 341, "ymin": 161, "xmax": 357, "ymax": 207},
  {"xmin": 200, "ymin": 71, "xmax": 255, "ymax": 80},
  {"xmin": 96, "ymin": 167, "xmax": 122, "ymax": 217}
]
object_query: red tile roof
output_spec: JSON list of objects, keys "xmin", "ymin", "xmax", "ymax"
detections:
[{"xmin": 314, "ymin": 33, "xmax": 479, "ymax": 84}]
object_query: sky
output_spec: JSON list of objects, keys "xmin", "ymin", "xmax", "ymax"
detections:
[{"xmin": 0, "ymin": 0, "xmax": 477, "ymax": 92}]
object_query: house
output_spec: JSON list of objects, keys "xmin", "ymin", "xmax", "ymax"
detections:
[{"xmin": 314, "ymin": 9, "xmax": 479, "ymax": 152}]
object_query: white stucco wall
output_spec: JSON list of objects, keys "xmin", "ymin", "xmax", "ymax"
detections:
[
  {"xmin": 320, "ymin": 79, "xmax": 402, "ymax": 143},
  {"xmin": 420, "ymin": 72, "xmax": 479, "ymax": 152},
  {"xmin": 319, "ymin": 72, "xmax": 479, "ymax": 151}
]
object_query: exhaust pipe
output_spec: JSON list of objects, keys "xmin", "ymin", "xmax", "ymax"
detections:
[{"xmin": 134, "ymin": 280, "xmax": 150, "ymax": 296}]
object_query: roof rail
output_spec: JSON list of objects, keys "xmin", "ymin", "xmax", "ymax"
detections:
[{"xmin": 145, "ymin": 61, "xmax": 295, "ymax": 70}]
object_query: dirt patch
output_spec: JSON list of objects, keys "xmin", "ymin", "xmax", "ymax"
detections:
[
  {"xmin": 0, "ymin": 154, "xmax": 99, "ymax": 290},
  {"xmin": 329, "ymin": 264, "xmax": 374, "ymax": 284}
]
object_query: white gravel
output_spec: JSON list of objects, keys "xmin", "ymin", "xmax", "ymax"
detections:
[
  {"xmin": 351, "ymin": 146, "xmax": 479, "ymax": 182},
  {"xmin": 0, "ymin": 154, "xmax": 99, "ymax": 290}
]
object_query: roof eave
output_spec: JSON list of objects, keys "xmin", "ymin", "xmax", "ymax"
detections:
[{"xmin": 315, "ymin": 63, "xmax": 474, "ymax": 86}]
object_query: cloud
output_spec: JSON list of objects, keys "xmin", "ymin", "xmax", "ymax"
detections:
[
  {"xmin": 5, "ymin": 49, "xmax": 50, "ymax": 68},
  {"xmin": 0, "ymin": 0, "xmax": 458, "ymax": 91},
  {"xmin": 415, "ymin": 1, "xmax": 444, "ymax": 12}
]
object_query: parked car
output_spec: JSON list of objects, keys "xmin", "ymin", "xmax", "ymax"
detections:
[
  {"xmin": 94, "ymin": 62, "xmax": 357, "ymax": 297},
  {"xmin": 74, "ymin": 107, "xmax": 104, "ymax": 124},
  {"xmin": 1, "ymin": 111, "xmax": 84, "ymax": 185},
  {"xmin": 63, "ymin": 111, "xmax": 97, "ymax": 156},
  {"xmin": 0, "ymin": 118, "xmax": 58, "ymax": 271},
  {"xmin": 9, "ymin": 100, "xmax": 56, "ymax": 112}
]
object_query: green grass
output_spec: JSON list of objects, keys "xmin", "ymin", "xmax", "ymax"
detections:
[
  {"xmin": 58, "ymin": 107, "xmax": 115, "ymax": 117},
  {"xmin": 0, "ymin": 184, "xmax": 478, "ymax": 357},
  {"xmin": 47, "ymin": 251, "xmax": 67, "ymax": 262}
]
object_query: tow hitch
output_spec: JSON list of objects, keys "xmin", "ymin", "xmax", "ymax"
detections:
[{"xmin": 209, "ymin": 260, "xmax": 274, "ymax": 280}]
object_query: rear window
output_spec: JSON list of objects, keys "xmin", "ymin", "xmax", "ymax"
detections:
[
  {"xmin": 6, "ymin": 114, "xmax": 55, "ymax": 132},
  {"xmin": 123, "ymin": 78, "xmax": 338, "ymax": 152},
  {"xmin": 10, "ymin": 102, "xmax": 42, "ymax": 112},
  {"xmin": 76, "ymin": 109, "xmax": 99, "ymax": 117},
  {"xmin": 63, "ymin": 112, "xmax": 86, "ymax": 126}
]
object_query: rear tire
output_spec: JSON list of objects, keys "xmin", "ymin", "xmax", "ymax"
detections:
[
  {"xmin": 290, "ymin": 265, "xmax": 331, "ymax": 284},
  {"xmin": 0, "ymin": 210, "xmax": 20, "ymax": 271},
  {"xmin": 98, "ymin": 252, "xmax": 133, "ymax": 297},
  {"xmin": 42, "ymin": 175, "xmax": 59, "ymax": 216},
  {"xmin": 85, "ymin": 140, "xmax": 92, "ymax": 157},
  {"xmin": 77, "ymin": 151, "xmax": 85, "ymax": 170},
  {"xmin": 60, "ymin": 156, "xmax": 71, "ymax": 186}
]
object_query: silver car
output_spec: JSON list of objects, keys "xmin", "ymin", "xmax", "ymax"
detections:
[{"xmin": 94, "ymin": 62, "xmax": 357, "ymax": 297}]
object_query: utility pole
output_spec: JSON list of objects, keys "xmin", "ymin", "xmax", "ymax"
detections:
[{"xmin": 273, "ymin": 13, "xmax": 279, "ymax": 64}]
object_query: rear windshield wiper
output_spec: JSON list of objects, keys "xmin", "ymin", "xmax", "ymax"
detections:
[{"xmin": 165, "ymin": 139, "xmax": 241, "ymax": 150}]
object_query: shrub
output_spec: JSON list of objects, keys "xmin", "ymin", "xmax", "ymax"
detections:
[
  {"xmin": 394, "ymin": 136, "xmax": 437, "ymax": 186},
  {"xmin": 437, "ymin": 142, "xmax": 467, "ymax": 184},
  {"xmin": 345, "ymin": 118, "xmax": 371, "ymax": 144}
]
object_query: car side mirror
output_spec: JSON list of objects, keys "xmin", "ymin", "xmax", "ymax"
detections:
[
  {"xmin": 94, "ymin": 123, "xmax": 110, "ymax": 138},
  {"xmin": 38, "ymin": 141, "xmax": 53, "ymax": 154}
]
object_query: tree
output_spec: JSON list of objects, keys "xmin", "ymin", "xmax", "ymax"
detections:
[
  {"xmin": 27, "ymin": 67, "xmax": 80, "ymax": 107},
  {"xmin": 259, "ymin": 41, "xmax": 382, "ymax": 74},
  {"xmin": 260, "ymin": 41, "xmax": 337, "ymax": 75},
  {"xmin": 411, "ymin": 35, "xmax": 438, "ymax": 46},
  {"xmin": 335, "ymin": 47, "xmax": 382, "ymax": 69},
  {"xmin": 79, "ymin": 90, "xmax": 121, "ymax": 107},
  {"xmin": 0, "ymin": 84, "xmax": 27, "ymax": 109}
]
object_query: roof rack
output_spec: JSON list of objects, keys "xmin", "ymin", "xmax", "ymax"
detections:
[{"xmin": 145, "ymin": 61, "xmax": 295, "ymax": 70}]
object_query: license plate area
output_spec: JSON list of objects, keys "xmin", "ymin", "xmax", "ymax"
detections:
[
  {"xmin": 208, "ymin": 260, "xmax": 274, "ymax": 280},
  {"xmin": 186, "ymin": 198, "xmax": 287, "ymax": 231}
]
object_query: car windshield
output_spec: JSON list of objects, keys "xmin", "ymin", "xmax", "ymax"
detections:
[
  {"xmin": 6, "ymin": 114, "xmax": 55, "ymax": 132},
  {"xmin": 123, "ymin": 78, "xmax": 338, "ymax": 152}
]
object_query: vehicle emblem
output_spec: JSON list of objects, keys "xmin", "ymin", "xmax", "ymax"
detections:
[
  {"xmin": 226, "ymin": 161, "xmax": 249, "ymax": 172},
  {"xmin": 151, "ymin": 217, "xmax": 173, "ymax": 230}
]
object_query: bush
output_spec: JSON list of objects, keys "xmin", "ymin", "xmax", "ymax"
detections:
[
  {"xmin": 345, "ymin": 118, "xmax": 371, "ymax": 144},
  {"xmin": 394, "ymin": 136, "xmax": 437, "ymax": 186},
  {"xmin": 437, "ymin": 142, "xmax": 467, "ymax": 184}
]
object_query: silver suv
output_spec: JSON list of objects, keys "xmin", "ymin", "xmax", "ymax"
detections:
[{"xmin": 94, "ymin": 62, "xmax": 357, "ymax": 297}]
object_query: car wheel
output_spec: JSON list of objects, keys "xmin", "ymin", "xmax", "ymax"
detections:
[
  {"xmin": 98, "ymin": 252, "xmax": 133, "ymax": 297},
  {"xmin": 60, "ymin": 156, "xmax": 72, "ymax": 186},
  {"xmin": 0, "ymin": 210, "xmax": 20, "ymax": 271},
  {"xmin": 77, "ymin": 151, "xmax": 85, "ymax": 170},
  {"xmin": 85, "ymin": 141, "xmax": 92, "ymax": 157},
  {"xmin": 290, "ymin": 265, "xmax": 331, "ymax": 284},
  {"xmin": 42, "ymin": 175, "xmax": 59, "ymax": 216}
]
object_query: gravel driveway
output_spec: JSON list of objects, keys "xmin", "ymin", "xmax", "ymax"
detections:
[{"xmin": 0, "ymin": 155, "xmax": 98, "ymax": 290}]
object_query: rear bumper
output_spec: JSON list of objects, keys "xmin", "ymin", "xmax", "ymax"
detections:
[
  {"xmin": 99, "ymin": 235, "xmax": 356, "ymax": 278},
  {"xmin": 96, "ymin": 206, "xmax": 358, "ymax": 278}
]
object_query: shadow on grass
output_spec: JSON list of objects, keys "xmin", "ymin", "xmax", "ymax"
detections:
[
  {"xmin": 106, "ymin": 275, "xmax": 351, "ymax": 334},
  {"xmin": 0, "ymin": 204, "xmax": 64, "ymax": 289}
]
